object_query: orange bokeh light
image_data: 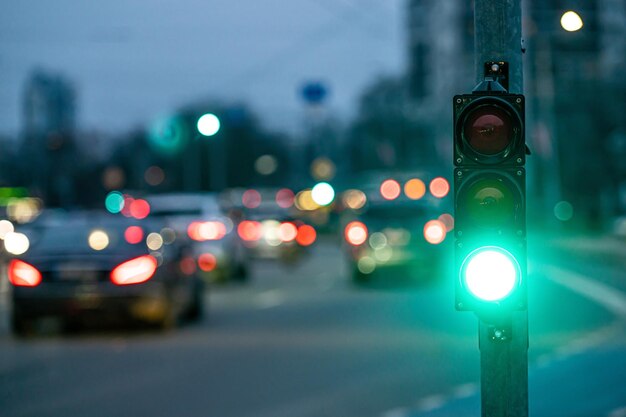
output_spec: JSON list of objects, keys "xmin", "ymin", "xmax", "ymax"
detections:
[{"xmin": 404, "ymin": 178, "xmax": 426, "ymax": 200}]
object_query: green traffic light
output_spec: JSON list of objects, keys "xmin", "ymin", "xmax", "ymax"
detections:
[
  {"xmin": 197, "ymin": 113, "xmax": 220, "ymax": 137},
  {"xmin": 462, "ymin": 246, "xmax": 519, "ymax": 302}
]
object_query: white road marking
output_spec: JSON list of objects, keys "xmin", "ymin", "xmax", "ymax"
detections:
[
  {"xmin": 381, "ymin": 407, "xmax": 411, "ymax": 417},
  {"xmin": 255, "ymin": 289, "xmax": 285, "ymax": 309},
  {"xmin": 452, "ymin": 382, "xmax": 478, "ymax": 399},
  {"xmin": 543, "ymin": 265, "xmax": 626, "ymax": 320},
  {"xmin": 608, "ymin": 406, "xmax": 626, "ymax": 417},
  {"xmin": 415, "ymin": 394, "xmax": 446, "ymax": 412}
]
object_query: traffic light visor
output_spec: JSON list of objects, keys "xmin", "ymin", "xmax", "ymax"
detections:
[
  {"xmin": 463, "ymin": 105, "xmax": 513, "ymax": 155},
  {"xmin": 461, "ymin": 247, "xmax": 520, "ymax": 302}
]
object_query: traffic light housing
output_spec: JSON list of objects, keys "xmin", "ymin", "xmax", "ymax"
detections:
[{"xmin": 453, "ymin": 89, "xmax": 527, "ymax": 320}]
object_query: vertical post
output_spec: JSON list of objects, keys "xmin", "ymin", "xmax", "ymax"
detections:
[{"xmin": 474, "ymin": 1, "xmax": 528, "ymax": 416}]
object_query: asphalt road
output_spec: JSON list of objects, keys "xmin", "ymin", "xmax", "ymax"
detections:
[{"xmin": 0, "ymin": 233, "xmax": 625, "ymax": 417}]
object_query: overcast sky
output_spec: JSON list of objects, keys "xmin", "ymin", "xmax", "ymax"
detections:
[{"xmin": 0, "ymin": 0, "xmax": 406, "ymax": 137}]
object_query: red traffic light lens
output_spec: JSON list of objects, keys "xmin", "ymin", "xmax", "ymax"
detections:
[{"xmin": 463, "ymin": 105, "xmax": 513, "ymax": 155}]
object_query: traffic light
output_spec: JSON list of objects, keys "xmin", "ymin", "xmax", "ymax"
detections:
[
  {"xmin": 453, "ymin": 86, "xmax": 526, "ymax": 320},
  {"xmin": 197, "ymin": 113, "xmax": 221, "ymax": 137}
]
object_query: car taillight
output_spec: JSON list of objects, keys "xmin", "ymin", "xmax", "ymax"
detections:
[
  {"xmin": 296, "ymin": 224, "xmax": 316, "ymax": 246},
  {"xmin": 237, "ymin": 220, "xmax": 262, "ymax": 241},
  {"xmin": 110, "ymin": 255, "xmax": 158, "ymax": 286},
  {"xmin": 345, "ymin": 221, "xmax": 368, "ymax": 246},
  {"xmin": 189, "ymin": 221, "xmax": 227, "ymax": 241},
  {"xmin": 198, "ymin": 253, "xmax": 217, "ymax": 272},
  {"xmin": 424, "ymin": 220, "xmax": 446, "ymax": 245},
  {"xmin": 8, "ymin": 259, "xmax": 42, "ymax": 287},
  {"xmin": 278, "ymin": 222, "xmax": 298, "ymax": 242}
]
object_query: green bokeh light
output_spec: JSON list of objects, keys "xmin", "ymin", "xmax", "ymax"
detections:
[
  {"xmin": 105, "ymin": 191, "xmax": 124, "ymax": 214},
  {"xmin": 148, "ymin": 115, "xmax": 188, "ymax": 156},
  {"xmin": 554, "ymin": 201, "xmax": 574, "ymax": 221}
]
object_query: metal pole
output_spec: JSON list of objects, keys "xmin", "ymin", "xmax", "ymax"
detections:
[{"xmin": 474, "ymin": 1, "xmax": 529, "ymax": 416}]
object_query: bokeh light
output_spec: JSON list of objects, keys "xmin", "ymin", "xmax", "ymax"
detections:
[
  {"xmin": 276, "ymin": 188, "xmax": 295, "ymax": 208},
  {"xmin": 357, "ymin": 256, "xmax": 376, "ymax": 274},
  {"xmin": 554, "ymin": 201, "xmax": 574, "ymax": 221},
  {"xmin": 295, "ymin": 190, "xmax": 318, "ymax": 211},
  {"xmin": 342, "ymin": 189, "xmax": 367, "ymax": 210},
  {"xmin": 124, "ymin": 226, "xmax": 144, "ymax": 244},
  {"xmin": 404, "ymin": 178, "xmax": 426, "ymax": 200},
  {"xmin": 255, "ymin": 155, "xmax": 278, "ymax": 176},
  {"xmin": 238, "ymin": 220, "xmax": 263, "ymax": 241},
  {"xmin": 242, "ymin": 189, "xmax": 262, "ymax": 209},
  {"xmin": 438, "ymin": 213, "xmax": 455, "ymax": 232},
  {"xmin": 311, "ymin": 157, "xmax": 336, "ymax": 181},
  {"xmin": 4, "ymin": 232, "xmax": 30, "ymax": 255},
  {"xmin": 296, "ymin": 225, "xmax": 317, "ymax": 246},
  {"xmin": 144, "ymin": 166, "xmax": 165, "ymax": 186},
  {"xmin": 105, "ymin": 191, "xmax": 125, "ymax": 214},
  {"xmin": 311, "ymin": 182, "xmax": 335, "ymax": 206},
  {"xmin": 380, "ymin": 179, "xmax": 401, "ymax": 200},
  {"xmin": 278, "ymin": 222, "xmax": 298, "ymax": 242},
  {"xmin": 561, "ymin": 11, "xmax": 583, "ymax": 32},
  {"xmin": 102, "ymin": 167, "xmax": 126, "ymax": 190},
  {"xmin": 198, "ymin": 253, "xmax": 217, "ymax": 272},
  {"xmin": 345, "ymin": 221, "xmax": 368, "ymax": 246},
  {"xmin": 423, "ymin": 220, "xmax": 446, "ymax": 244},
  {"xmin": 130, "ymin": 199, "xmax": 150, "ymax": 219},
  {"xmin": 146, "ymin": 232, "xmax": 164, "ymax": 251},
  {"xmin": 148, "ymin": 115, "xmax": 188, "ymax": 156},
  {"xmin": 0, "ymin": 220, "xmax": 15, "ymax": 239},
  {"xmin": 88, "ymin": 230, "xmax": 109, "ymax": 251},
  {"xmin": 429, "ymin": 177, "xmax": 450, "ymax": 198},
  {"xmin": 197, "ymin": 113, "xmax": 221, "ymax": 137}
]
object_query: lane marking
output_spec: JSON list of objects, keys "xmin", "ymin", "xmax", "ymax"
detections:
[
  {"xmin": 416, "ymin": 394, "xmax": 446, "ymax": 412},
  {"xmin": 543, "ymin": 265, "xmax": 626, "ymax": 320},
  {"xmin": 255, "ymin": 289, "xmax": 285, "ymax": 309},
  {"xmin": 608, "ymin": 406, "xmax": 626, "ymax": 417},
  {"xmin": 452, "ymin": 382, "xmax": 478, "ymax": 399},
  {"xmin": 381, "ymin": 407, "xmax": 411, "ymax": 417}
]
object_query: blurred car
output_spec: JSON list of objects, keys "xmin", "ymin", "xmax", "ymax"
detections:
[
  {"xmin": 237, "ymin": 202, "xmax": 317, "ymax": 262},
  {"xmin": 147, "ymin": 192, "xmax": 250, "ymax": 282},
  {"xmin": 342, "ymin": 194, "xmax": 452, "ymax": 284},
  {"xmin": 8, "ymin": 212, "xmax": 204, "ymax": 335}
]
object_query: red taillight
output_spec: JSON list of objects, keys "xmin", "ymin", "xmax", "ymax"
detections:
[
  {"xmin": 424, "ymin": 220, "xmax": 446, "ymax": 244},
  {"xmin": 188, "ymin": 221, "xmax": 227, "ymax": 241},
  {"xmin": 296, "ymin": 225, "xmax": 316, "ymax": 246},
  {"xmin": 237, "ymin": 220, "xmax": 262, "ymax": 242},
  {"xmin": 345, "ymin": 221, "xmax": 368, "ymax": 246},
  {"xmin": 8, "ymin": 259, "xmax": 42, "ymax": 287},
  {"xmin": 278, "ymin": 222, "xmax": 298, "ymax": 242},
  {"xmin": 198, "ymin": 253, "xmax": 217, "ymax": 272},
  {"xmin": 110, "ymin": 255, "xmax": 158, "ymax": 286}
]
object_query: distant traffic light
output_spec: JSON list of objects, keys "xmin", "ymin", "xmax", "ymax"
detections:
[
  {"xmin": 197, "ymin": 113, "xmax": 221, "ymax": 137},
  {"xmin": 453, "ymin": 86, "xmax": 527, "ymax": 319}
]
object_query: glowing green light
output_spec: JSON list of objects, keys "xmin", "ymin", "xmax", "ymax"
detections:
[
  {"xmin": 105, "ymin": 191, "xmax": 125, "ymax": 214},
  {"xmin": 148, "ymin": 115, "xmax": 188, "ymax": 156},
  {"xmin": 311, "ymin": 182, "xmax": 335, "ymax": 206},
  {"xmin": 197, "ymin": 113, "xmax": 220, "ymax": 137},
  {"xmin": 462, "ymin": 247, "xmax": 519, "ymax": 301}
]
